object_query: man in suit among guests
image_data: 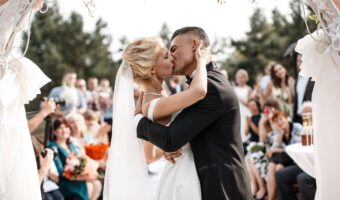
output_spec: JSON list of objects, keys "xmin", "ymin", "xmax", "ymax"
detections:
[
  {"xmin": 166, "ymin": 75, "xmax": 186, "ymax": 95},
  {"xmin": 293, "ymin": 53, "xmax": 314, "ymax": 123}
]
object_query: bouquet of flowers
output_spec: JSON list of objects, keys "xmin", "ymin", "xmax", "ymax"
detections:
[
  {"xmin": 63, "ymin": 153, "xmax": 88, "ymax": 179},
  {"xmin": 84, "ymin": 143, "xmax": 109, "ymax": 160},
  {"xmin": 247, "ymin": 142, "xmax": 266, "ymax": 154}
]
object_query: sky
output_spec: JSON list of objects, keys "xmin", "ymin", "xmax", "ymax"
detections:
[{"xmin": 58, "ymin": 0, "xmax": 291, "ymax": 57}]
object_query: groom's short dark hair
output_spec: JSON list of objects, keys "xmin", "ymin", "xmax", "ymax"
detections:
[{"xmin": 171, "ymin": 26, "xmax": 210, "ymax": 48}]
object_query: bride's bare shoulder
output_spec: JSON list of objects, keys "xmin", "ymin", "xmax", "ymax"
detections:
[{"xmin": 142, "ymin": 100, "xmax": 151, "ymax": 118}]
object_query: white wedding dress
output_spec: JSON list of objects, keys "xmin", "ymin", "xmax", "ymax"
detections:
[
  {"xmin": 0, "ymin": 0, "xmax": 50, "ymax": 199},
  {"xmin": 295, "ymin": 0, "xmax": 340, "ymax": 199},
  {"xmin": 147, "ymin": 98, "xmax": 201, "ymax": 200}
]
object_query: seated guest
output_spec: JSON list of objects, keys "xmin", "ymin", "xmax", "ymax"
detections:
[
  {"xmin": 65, "ymin": 112, "xmax": 87, "ymax": 148},
  {"xmin": 49, "ymin": 117, "xmax": 95, "ymax": 200},
  {"xmin": 275, "ymin": 102, "xmax": 316, "ymax": 200},
  {"xmin": 297, "ymin": 172, "xmax": 316, "ymax": 200},
  {"xmin": 244, "ymin": 99, "xmax": 262, "ymax": 150},
  {"xmin": 65, "ymin": 113, "xmax": 103, "ymax": 200},
  {"xmin": 31, "ymin": 136, "xmax": 64, "ymax": 200},
  {"xmin": 267, "ymin": 111, "xmax": 302, "ymax": 200},
  {"xmin": 83, "ymin": 110, "xmax": 110, "ymax": 145},
  {"xmin": 246, "ymin": 99, "xmax": 282, "ymax": 199}
]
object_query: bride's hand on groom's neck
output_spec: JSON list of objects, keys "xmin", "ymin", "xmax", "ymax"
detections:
[{"xmin": 194, "ymin": 40, "xmax": 212, "ymax": 66}]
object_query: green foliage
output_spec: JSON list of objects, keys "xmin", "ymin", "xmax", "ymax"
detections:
[
  {"xmin": 223, "ymin": 0, "xmax": 317, "ymax": 85},
  {"xmin": 24, "ymin": 4, "xmax": 117, "ymax": 111},
  {"xmin": 159, "ymin": 23, "xmax": 171, "ymax": 48}
]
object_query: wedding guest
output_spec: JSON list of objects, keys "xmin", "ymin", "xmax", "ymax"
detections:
[
  {"xmin": 76, "ymin": 79, "xmax": 87, "ymax": 97},
  {"xmin": 297, "ymin": 172, "xmax": 316, "ymax": 200},
  {"xmin": 64, "ymin": 113, "xmax": 103, "ymax": 200},
  {"xmin": 244, "ymin": 99, "xmax": 262, "ymax": 144},
  {"xmin": 246, "ymin": 99, "xmax": 282, "ymax": 199},
  {"xmin": 28, "ymin": 98, "xmax": 56, "ymax": 133},
  {"xmin": 48, "ymin": 117, "xmax": 92, "ymax": 200},
  {"xmin": 275, "ymin": 165, "xmax": 303, "ymax": 200},
  {"xmin": 86, "ymin": 77, "xmax": 99, "ymax": 111},
  {"xmin": 266, "ymin": 111, "xmax": 302, "ymax": 200},
  {"xmin": 275, "ymin": 102, "xmax": 315, "ymax": 200},
  {"xmin": 98, "ymin": 78, "xmax": 112, "ymax": 96},
  {"xmin": 259, "ymin": 61, "xmax": 276, "ymax": 95},
  {"xmin": 293, "ymin": 53, "xmax": 314, "ymax": 124},
  {"xmin": 65, "ymin": 112, "xmax": 87, "ymax": 148},
  {"xmin": 234, "ymin": 69, "xmax": 252, "ymax": 142},
  {"xmin": 166, "ymin": 75, "xmax": 186, "ymax": 94},
  {"xmin": 49, "ymin": 71, "xmax": 87, "ymax": 113},
  {"xmin": 265, "ymin": 64, "xmax": 295, "ymax": 118},
  {"xmin": 43, "ymin": 163, "xmax": 65, "ymax": 200},
  {"xmin": 98, "ymin": 92, "xmax": 112, "ymax": 122},
  {"xmin": 83, "ymin": 110, "xmax": 110, "ymax": 145},
  {"xmin": 251, "ymin": 73, "xmax": 265, "ymax": 105}
]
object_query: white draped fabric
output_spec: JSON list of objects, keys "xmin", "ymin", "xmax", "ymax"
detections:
[
  {"xmin": 103, "ymin": 62, "xmax": 151, "ymax": 200},
  {"xmin": 0, "ymin": 0, "xmax": 49, "ymax": 199},
  {"xmin": 296, "ymin": 0, "xmax": 340, "ymax": 199}
]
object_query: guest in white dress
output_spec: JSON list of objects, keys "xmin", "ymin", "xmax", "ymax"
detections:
[{"xmin": 234, "ymin": 69, "xmax": 252, "ymax": 142}]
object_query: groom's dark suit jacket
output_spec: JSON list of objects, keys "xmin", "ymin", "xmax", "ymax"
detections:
[{"xmin": 137, "ymin": 62, "xmax": 252, "ymax": 200}]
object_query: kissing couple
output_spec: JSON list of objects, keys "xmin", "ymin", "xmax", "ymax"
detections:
[{"xmin": 103, "ymin": 26, "xmax": 252, "ymax": 200}]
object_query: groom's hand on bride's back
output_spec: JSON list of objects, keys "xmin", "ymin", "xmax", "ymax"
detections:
[
  {"xmin": 135, "ymin": 91, "xmax": 143, "ymax": 115},
  {"xmin": 163, "ymin": 149, "xmax": 182, "ymax": 164}
]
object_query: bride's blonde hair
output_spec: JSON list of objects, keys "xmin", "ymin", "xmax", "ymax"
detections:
[{"xmin": 123, "ymin": 37, "xmax": 162, "ymax": 82}]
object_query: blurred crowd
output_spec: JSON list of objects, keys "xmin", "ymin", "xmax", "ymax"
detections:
[
  {"xmin": 229, "ymin": 54, "xmax": 315, "ymax": 200},
  {"xmin": 28, "ymin": 71, "xmax": 113, "ymax": 200}
]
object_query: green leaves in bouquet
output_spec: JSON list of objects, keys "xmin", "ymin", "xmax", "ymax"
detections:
[
  {"xmin": 248, "ymin": 142, "xmax": 266, "ymax": 154},
  {"xmin": 73, "ymin": 157, "xmax": 87, "ymax": 178}
]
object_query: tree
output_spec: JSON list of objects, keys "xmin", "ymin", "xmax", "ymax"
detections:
[
  {"xmin": 159, "ymin": 22, "xmax": 171, "ymax": 48},
  {"xmin": 24, "ymin": 4, "xmax": 116, "ymax": 111},
  {"xmin": 223, "ymin": 0, "xmax": 317, "ymax": 84}
]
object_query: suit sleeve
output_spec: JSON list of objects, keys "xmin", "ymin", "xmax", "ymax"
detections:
[{"xmin": 137, "ymin": 86, "xmax": 227, "ymax": 152}]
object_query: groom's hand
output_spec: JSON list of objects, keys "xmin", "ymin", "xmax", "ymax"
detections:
[
  {"xmin": 164, "ymin": 149, "xmax": 182, "ymax": 164},
  {"xmin": 135, "ymin": 91, "xmax": 143, "ymax": 115}
]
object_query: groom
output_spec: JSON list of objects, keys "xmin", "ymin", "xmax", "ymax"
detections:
[{"xmin": 135, "ymin": 27, "xmax": 252, "ymax": 200}]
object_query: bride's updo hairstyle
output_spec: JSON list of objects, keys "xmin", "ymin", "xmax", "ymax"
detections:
[{"xmin": 123, "ymin": 37, "xmax": 162, "ymax": 83}]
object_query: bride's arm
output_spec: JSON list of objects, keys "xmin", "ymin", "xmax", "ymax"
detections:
[
  {"xmin": 151, "ymin": 41, "xmax": 210, "ymax": 121},
  {"xmin": 143, "ymin": 141, "xmax": 163, "ymax": 164}
]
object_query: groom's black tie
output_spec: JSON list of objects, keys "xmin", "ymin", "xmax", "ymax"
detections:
[{"xmin": 186, "ymin": 75, "xmax": 192, "ymax": 85}]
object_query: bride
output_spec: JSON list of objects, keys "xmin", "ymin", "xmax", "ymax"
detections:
[{"xmin": 104, "ymin": 37, "xmax": 210, "ymax": 200}]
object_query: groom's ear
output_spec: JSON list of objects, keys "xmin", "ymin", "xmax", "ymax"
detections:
[{"xmin": 192, "ymin": 39, "xmax": 199, "ymax": 52}]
